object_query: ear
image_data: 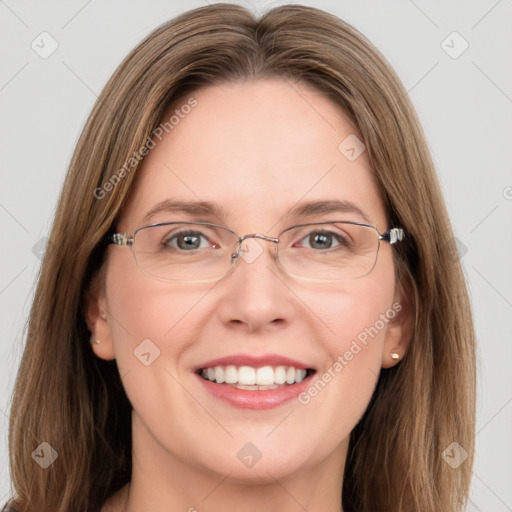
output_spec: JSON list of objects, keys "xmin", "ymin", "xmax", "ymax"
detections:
[
  {"xmin": 381, "ymin": 273, "xmax": 414, "ymax": 369},
  {"xmin": 84, "ymin": 271, "xmax": 116, "ymax": 361}
]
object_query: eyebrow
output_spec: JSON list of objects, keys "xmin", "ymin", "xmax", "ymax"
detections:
[
  {"xmin": 285, "ymin": 199, "xmax": 372, "ymax": 225},
  {"xmin": 142, "ymin": 199, "xmax": 372, "ymax": 226},
  {"xmin": 142, "ymin": 199, "xmax": 226, "ymax": 224}
]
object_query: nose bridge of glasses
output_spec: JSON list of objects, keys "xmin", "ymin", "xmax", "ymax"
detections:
[
  {"xmin": 231, "ymin": 233, "xmax": 280, "ymax": 262},
  {"xmin": 239, "ymin": 233, "xmax": 279, "ymax": 244}
]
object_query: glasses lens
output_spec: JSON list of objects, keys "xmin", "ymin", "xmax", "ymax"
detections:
[
  {"xmin": 133, "ymin": 223, "xmax": 238, "ymax": 282},
  {"xmin": 131, "ymin": 221, "xmax": 381, "ymax": 282},
  {"xmin": 278, "ymin": 222, "xmax": 379, "ymax": 280}
]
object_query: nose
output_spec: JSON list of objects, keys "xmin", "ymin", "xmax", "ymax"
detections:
[{"xmin": 216, "ymin": 235, "xmax": 296, "ymax": 333}]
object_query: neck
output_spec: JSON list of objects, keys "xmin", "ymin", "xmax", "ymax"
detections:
[{"xmin": 119, "ymin": 413, "xmax": 347, "ymax": 512}]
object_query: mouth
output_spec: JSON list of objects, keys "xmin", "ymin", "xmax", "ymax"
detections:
[
  {"xmin": 196, "ymin": 365, "xmax": 317, "ymax": 391},
  {"xmin": 193, "ymin": 354, "xmax": 317, "ymax": 409}
]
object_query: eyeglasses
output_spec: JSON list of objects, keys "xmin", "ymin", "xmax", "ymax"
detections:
[{"xmin": 108, "ymin": 220, "xmax": 405, "ymax": 283}]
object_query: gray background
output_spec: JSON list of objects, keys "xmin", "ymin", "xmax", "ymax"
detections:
[{"xmin": 1, "ymin": 1, "xmax": 511, "ymax": 510}]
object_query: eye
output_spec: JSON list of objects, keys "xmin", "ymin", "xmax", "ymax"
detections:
[
  {"xmin": 298, "ymin": 230, "xmax": 348, "ymax": 250},
  {"xmin": 164, "ymin": 230, "xmax": 212, "ymax": 251}
]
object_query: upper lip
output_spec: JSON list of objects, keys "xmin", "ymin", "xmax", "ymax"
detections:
[{"xmin": 194, "ymin": 353, "xmax": 314, "ymax": 372}]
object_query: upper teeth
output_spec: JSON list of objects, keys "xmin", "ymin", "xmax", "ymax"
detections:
[{"xmin": 201, "ymin": 365, "xmax": 308, "ymax": 386}]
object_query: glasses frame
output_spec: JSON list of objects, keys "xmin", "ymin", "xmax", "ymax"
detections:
[{"xmin": 108, "ymin": 220, "xmax": 405, "ymax": 282}]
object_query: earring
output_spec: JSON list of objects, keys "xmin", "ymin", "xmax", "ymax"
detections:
[
  {"xmin": 390, "ymin": 351, "xmax": 401, "ymax": 360},
  {"xmin": 90, "ymin": 337, "xmax": 101, "ymax": 345}
]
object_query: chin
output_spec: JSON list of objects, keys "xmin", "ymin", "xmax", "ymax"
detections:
[{"xmin": 182, "ymin": 435, "xmax": 321, "ymax": 483}]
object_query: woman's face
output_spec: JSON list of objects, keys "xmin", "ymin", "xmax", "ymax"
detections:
[{"xmin": 90, "ymin": 78, "xmax": 409, "ymax": 485}]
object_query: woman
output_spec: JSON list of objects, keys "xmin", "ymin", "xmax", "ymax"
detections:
[{"xmin": 4, "ymin": 3, "xmax": 475, "ymax": 511}]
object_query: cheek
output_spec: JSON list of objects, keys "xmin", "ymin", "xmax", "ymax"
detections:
[
  {"xmin": 103, "ymin": 252, "xmax": 214, "ymax": 375},
  {"xmin": 304, "ymin": 262, "xmax": 396, "ymax": 356},
  {"xmin": 102, "ymin": 260, "xmax": 220, "ymax": 439},
  {"xmin": 295, "ymin": 267, "xmax": 396, "ymax": 417}
]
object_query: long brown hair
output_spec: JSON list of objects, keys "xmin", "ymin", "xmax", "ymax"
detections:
[{"xmin": 5, "ymin": 4, "xmax": 475, "ymax": 511}]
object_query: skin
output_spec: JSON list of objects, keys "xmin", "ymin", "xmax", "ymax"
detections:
[{"xmin": 87, "ymin": 78, "xmax": 412, "ymax": 512}]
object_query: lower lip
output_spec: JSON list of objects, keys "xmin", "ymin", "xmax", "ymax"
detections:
[{"xmin": 195, "ymin": 373, "xmax": 314, "ymax": 410}]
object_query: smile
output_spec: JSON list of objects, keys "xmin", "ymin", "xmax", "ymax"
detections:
[
  {"xmin": 194, "ymin": 354, "xmax": 317, "ymax": 409},
  {"xmin": 198, "ymin": 365, "xmax": 313, "ymax": 390}
]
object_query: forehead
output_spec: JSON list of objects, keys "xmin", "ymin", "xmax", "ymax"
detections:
[{"xmin": 119, "ymin": 78, "xmax": 387, "ymax": 233}]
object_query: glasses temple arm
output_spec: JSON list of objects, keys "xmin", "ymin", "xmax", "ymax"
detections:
[
  {"xmin": 380, "ymin": 228, "xmax": 405, "ymax": 244},
  {"xmin": 108, "ymin": 233, "xmax": 132, "ymax": 246}
]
